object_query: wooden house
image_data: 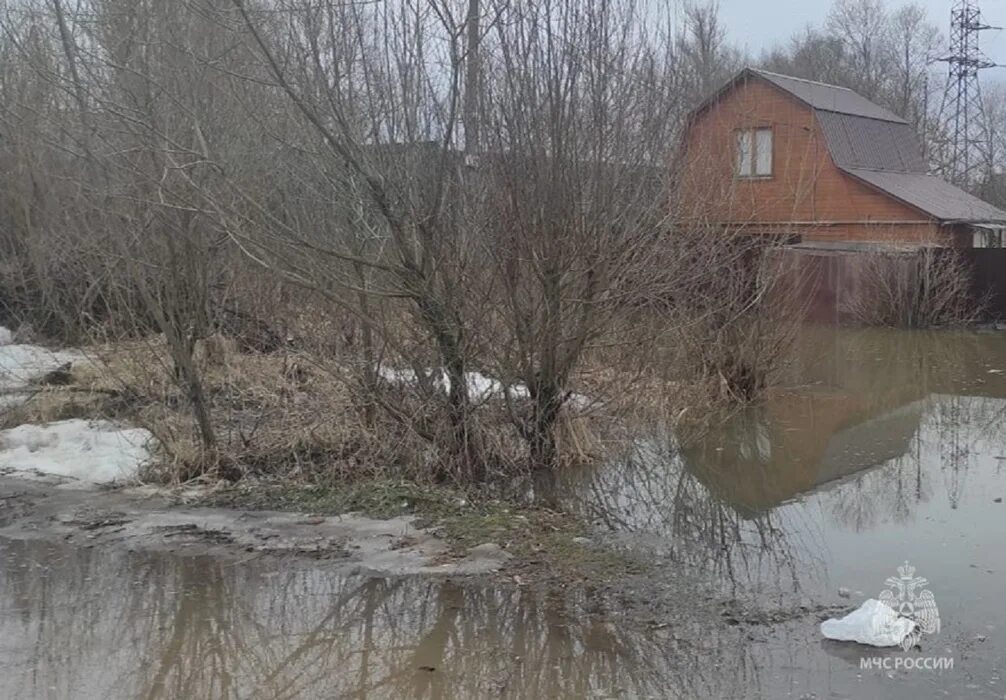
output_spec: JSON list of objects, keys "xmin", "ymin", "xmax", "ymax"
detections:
[{"xmin": 677, "ymin": 68, "xmax": 1006, "ymax": 247}]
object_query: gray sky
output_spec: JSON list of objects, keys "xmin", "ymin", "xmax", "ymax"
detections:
[{"xmin": 719, "ymin": 0, "xmax": 1006, "ymax": 67}]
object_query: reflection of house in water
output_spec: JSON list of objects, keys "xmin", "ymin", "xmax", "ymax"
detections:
[
  {"xmin": 681, "ymin": 328, "xmax": 1006, "ymax": 516},
  {"xmin": 682, "ymin": 391, "xmax": 926, "ymax": 516}
]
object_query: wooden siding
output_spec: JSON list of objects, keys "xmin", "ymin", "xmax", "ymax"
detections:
[
  {"xmin": 677, "ymin": 77, "xmax": 949, "ymax": 244},
  {"xmin": 769, "ymin": 245, "xmax": 1006, "ymax": 322}
]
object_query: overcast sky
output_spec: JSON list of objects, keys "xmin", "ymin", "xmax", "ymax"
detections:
[{"xmin": 718, "ymin": 0, "xmax": 1006, "ymax": 67}]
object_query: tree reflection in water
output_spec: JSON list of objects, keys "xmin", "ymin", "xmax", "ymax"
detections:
[
  {"xmin": 561, "ymin": 327, "xmax": 1006, "ymax": 603},
  {"xmin": 9, "ymin": 329, "xmax": 1006, "ymax": 698},
  {"xmin": 0, "ymin": 538, "xmax": 761, "ymax": 699},
  {"xmin": 562, "ymin": 431, "xmax": 813, "ymax": 602},
  {"xmin": 822, "ymin": 393, "xmax": 1006, "ymax": 530}
]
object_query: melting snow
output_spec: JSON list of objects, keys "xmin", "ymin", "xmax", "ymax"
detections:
[
  {"xmin": 377, "ymin": 365, "xmax": 594, "ymax": 409},
  {"xmin": 0, "ymin": 344, "xmax": 84, "ymax": 387},
  {"xmin": 377, "ymin": 366, "xmax": 530, "ymax": 402},
  {"xmin": 0, "ymin": 326, "xmax": 85, "ymax": 405},
  {"xmin": 0, "ymin": 326, "xmax": 154, "ymax": 484},
  {"xmin": 0, "ymin": 419, "xmax": 154, "ymax": 485}
]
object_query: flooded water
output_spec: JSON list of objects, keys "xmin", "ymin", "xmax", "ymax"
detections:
[
  {"xmin": 3, "ymin": 326, "xmax": 1006, "ymax": 698},
  {"xmin": 0, "ymin": 539, "xmax": 758, "ymax": 699},
  {"xmin": 568, "ymin": 325, "xmax": 1006, "ymax": 697}
]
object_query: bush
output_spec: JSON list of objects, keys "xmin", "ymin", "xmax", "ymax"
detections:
[{"xmin": 843, "ymin": 247, "xmax": 981, "ymax": 328}]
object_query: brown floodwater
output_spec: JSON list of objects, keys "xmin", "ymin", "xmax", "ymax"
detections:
[{"xmin": 2, "ymin": 325, "xmax": 1006, "ymax": 698}]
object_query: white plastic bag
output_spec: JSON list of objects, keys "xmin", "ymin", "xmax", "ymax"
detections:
[{"xmin": 820, "ymin": 599, "xmax": 916, "ymax": 647}]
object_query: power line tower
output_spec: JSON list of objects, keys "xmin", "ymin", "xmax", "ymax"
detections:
[{"xmin": 937, "ymin": 0, "xmax": 999, "ymax": 189}]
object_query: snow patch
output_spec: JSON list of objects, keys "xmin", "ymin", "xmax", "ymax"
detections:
[
  {"xmin": 0, "ymin": 326, "xmax": 13, "ymax": 346},
  {"xmin": 0, "ymin": 339, "xmax": 86, "ymax": 409},
  {"xmin": 377, "ymin": 366, "xmax": 530, "ymax": 402},
  {"xmin": 565, "ymin": 392, "xmax": 595, "ymax": 411},
  {"xmin": 376, "ymin": 366, "xmax": 597, "ymax": 410},
  {"xmin": 0, "ymin": 419, "xmax": 155, "ymax": 485},
  {"xmin": 820, "ymin": 598, "xmax": 916, "ymax": 647},
  {"xmin": 378, "ymin": 366, "xmax": 595, "ymax": 410}
]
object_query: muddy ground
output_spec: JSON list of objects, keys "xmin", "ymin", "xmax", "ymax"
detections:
[
  {"xmin": 0, "ymin": 470, "xmax": 847, "ymax": 634},
  {"xmin": 0, "ymin": 474, "xmax": 513, "ymax": 576},
  {"xmin": 0, "ymin": 471, "xmax": 884, "ymax": 700}
]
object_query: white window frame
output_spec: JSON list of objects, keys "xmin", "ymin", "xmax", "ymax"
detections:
[
  {"xmin": 736, "ymin": 129, "xmax": 753, "ymax": 178},
  {"xmin": 735, "ymin": 127, "xmax": 773, "ymax": 178}
]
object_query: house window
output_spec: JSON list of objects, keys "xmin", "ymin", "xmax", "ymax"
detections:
[
  {"xmin": 973, "ymin": 226, "xmax": 1005, "ymax": 248},
  {"xmin": 735, "ymin": 127, "xmax": 773, "ymax": 177}
]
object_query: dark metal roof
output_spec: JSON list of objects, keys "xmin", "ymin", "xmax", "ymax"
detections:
[
  {"xmin": 845, "ymin": 169, "xmax": 1006, "ymax": 224},
  {"xmin": 751, "ymin": 69, "xmax": 907, "ymax": 124},
  {"xmin": 816, "ymin": 111, "xmax": 926, "ymax": 173},
  {"xmin": 687, "ymin": 68, "xmax": 908, "ymax": 126}
]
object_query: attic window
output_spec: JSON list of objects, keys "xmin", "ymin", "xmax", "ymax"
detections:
[{"xmin": 736, "ymin": 127, "xmax": 773, "ymax": 177}]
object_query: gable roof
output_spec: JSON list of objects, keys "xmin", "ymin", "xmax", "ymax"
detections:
[
  {"xmin": 689, "ymin": 67, "xmax": 907, "ymax": 125},
  {"xmin": 691, "ymin": 68, "xmax": 1006, "ymax": 225}
]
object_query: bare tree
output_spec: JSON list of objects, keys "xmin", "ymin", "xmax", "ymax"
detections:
[
  {"xmin": 842, "ymin": 246, "xmax": 981, "ymax": 328},
  {"xmin": 888, "ymin": 4, "xmax": 942, "ymax": 130},
  {"xmin": 826, "ymin": 0, "xmax": 890, "ymax": 101},
  {"xmin": 760, "ymin": 29, "xmax": 849, "ymax": 88},
  {"xmin": 979, "ymin": 80, "xmax": 1006, "ymax": 206},
  {"xmin": 475, "ymin": 0, "xmax": 683, "ymax": 471},
  {"xmin": 0, "ymin": 0, "xmax": 255, "ymax": 471},
  {"xmin": 762, "ymin": 1, "xmax": 942, "ymax": 158},
  {"xmin": 678, "ymin": 1, "xmax": 742, "ymax": 105},
  {"xmin": 0, "ymin": 0, "xmax": 788, "ymax": 489}
]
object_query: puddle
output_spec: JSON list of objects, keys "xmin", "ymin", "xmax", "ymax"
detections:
[
  {"xmin": 2, "ymin": 326, "xmax": 1006, "ymax": 698},
  {"xmin": 0, "ymin": 537, "xmax": 761, "ymax": 699}
]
